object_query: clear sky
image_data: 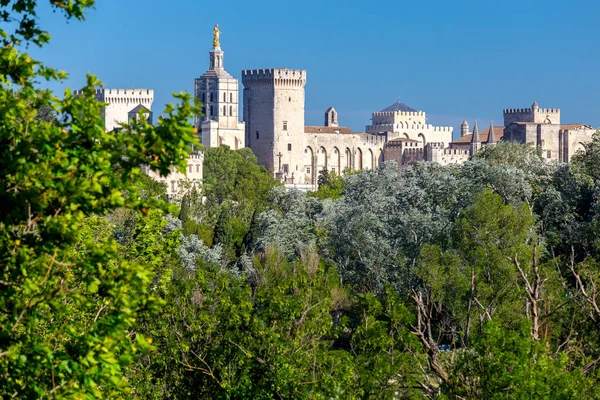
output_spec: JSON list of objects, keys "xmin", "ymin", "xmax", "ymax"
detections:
[{"xmin": 31, "ymin": 0, "xmax": 600, "ymax": 138}]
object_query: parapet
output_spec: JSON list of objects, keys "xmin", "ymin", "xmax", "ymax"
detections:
[
  {"xmin": 189, "ymin": 152, "xmax": 204, "ymax": 161},
  {"xmin": 74, "ymin": 88, "xmax": 154, "ymax": 96},
  {"xmin": 372, "ymin": 110, "xmax": 425, "ymax": 117},
  {"xmin": 242, "ymin": 68, "xmax": 306, "ymax": 87},
  {"xmin": 503, "ymin": 107, "xmax": 559, "ymax": 114}
]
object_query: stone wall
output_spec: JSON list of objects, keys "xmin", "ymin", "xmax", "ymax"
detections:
[
  {"xmin": 74, "ymin": 88, "xmax": 154, "ymax": 132},
  {"xmin": 143, "ymin": 153, "xmax": 204, "ymax": 200}
]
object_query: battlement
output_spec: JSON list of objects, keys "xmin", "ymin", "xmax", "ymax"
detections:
[
  {"xmin": 74, "ymin": 88, "xmax": 154, "ymax": 106},
  {"xmin": 242, "ymin": 68, "xmax": 306, "ymax": 87},
  {"xmin": 372, "ymin": 110, "xmax": 425, "ymax": 118},
  {"xmin": 503, "ymin": 107, "xmax": 559, "ymax": 114},
  {"xmin": 432, "ymin": 126, "xmax": 454, "ymax": 132},
  {"xmin": 503, "ymin": 104, "xmax": 561, "ymax": 125},
  {"xmin": 405, "ymin": 148, "xmax": 424, "ymax": 155},
  {"xmin": 189, "ymin": 152, "xmax": 204, "ymax": 161},
  {"xmin": 387, "ymin": 140, "xmax": 420, "ymax": 148},
  {"xmin": 366, "ymin": 123, "xmax": 453, "ymax": 134},
  {"xmin": 74, "ymin": 88, "xmax": 154, "ymax": 96},
  {"xmin": 427, "ymin": 142, "xmax": 445, "ymax": 149}
]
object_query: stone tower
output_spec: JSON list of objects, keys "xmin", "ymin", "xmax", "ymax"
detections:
[
  {"xmin": 242, "ymin": 68, "xmax": 307, "ymax": 176},
  {"xmin": 460, "ymin": 120, "xmax": 469, "ymax": 137},
  {"xmin": 194, "ymin": 25, "xmax": 245, "ymax": 149},
  {"xmin": 325, "ymin": 107, "xmax": 338, "ymax": 127}
]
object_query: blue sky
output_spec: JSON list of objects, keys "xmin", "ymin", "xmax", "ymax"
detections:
[{"xmin": 31, "ymin": 0, "xmax": 599, "ymax": 138}]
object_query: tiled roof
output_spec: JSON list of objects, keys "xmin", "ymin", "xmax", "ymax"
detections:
[
  {"xmin": 561, "ymin": 123, "xmax": 592, "ymax": 130},
  {"xmin": 380, "ymin": 100, "xmax": 417, "ymax": 113},
  {"xmin": 452, "ymin": 126, "xmax": 504, "ymax": 144},
  {"xmin": 304, "ymin": 126, "xmax": 354, "ymax": 135}
]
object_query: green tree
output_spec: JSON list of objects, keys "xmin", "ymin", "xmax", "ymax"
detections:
[
  {"xmin": 0, "ymin": 1, "xmax": 199, "ymax": 397},
  {"xmin": 441, "ymin": 322, "xmax": 600, "ymax": 399},
  {"xmin": 309, "ymin": 167, "xmax": 344, "ymax": 200}
]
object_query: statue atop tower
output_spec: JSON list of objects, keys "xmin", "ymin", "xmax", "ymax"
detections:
[
  {"xmin": 213, "ymin": 24, "xmax": 221, "ymax": 49},
  {"xmin": 194, "ymin": 24, "xmax": 245, "ymax": 149}
]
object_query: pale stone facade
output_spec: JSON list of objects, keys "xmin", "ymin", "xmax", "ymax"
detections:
[
  {"xmin": 449, "ymin": 102, "xmax": 596, "ymax": 163},
  {"xmin": 194, "ymin": 40, "xmax": 245, "ymax": 149},
  {"xmin": 142, "ymin": 153, "xmax": 204, "ymax": 199},
  {"xmin": 367, "ymin": 101, "xmax": 453, "ymax": 146},
  {"xmin": 242, "ymin": 69, "xmax": 385, "ymax": 188},
  {"xmin": 77, "ymin": 87, "xmax": 203, "ymax": 199},
  {"xmin": 74, "ymin": 88, "xmax": 154, "ymax": 132}
]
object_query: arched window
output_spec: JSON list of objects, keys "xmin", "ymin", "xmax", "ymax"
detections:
[
  {"xmin": 196, "ymin": 165, "xmax": 200, "ymax": 172},
  {"xmin": 209, "ymin": 92, "xmax": 213, "ymax": 102},
  {"xmin": 230, "ymin": 93, "xmax": 233, "ymax": 102},
  {"xmin": 229, "ymin": 106, "xmax": 232, "ymax": 116},
  {"xmin": 201, "ymin": 92, "xmax": 205, "ymax": 103},
  {"xmin": 210, "ymin": 105, "xmax": 213, "ymax": 116},
  {"xmin": 223, "ymin": 106, "xmax": 226, "ymax": 115},
  {"xmin": 223, "ymin": 92, "xmax": 226, "ymax": 102}
]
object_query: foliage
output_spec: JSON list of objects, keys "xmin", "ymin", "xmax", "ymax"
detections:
[
  {"xmin": 309, "ymin": 167, "xmax": 344, "ymax": 200},
  {"xmin": 0, "ymin": 1, "xmax": 199, "ymax": 397},
  {"xmin": 441, "ymin": 322, "xmax": 600, "ymax": 399}
]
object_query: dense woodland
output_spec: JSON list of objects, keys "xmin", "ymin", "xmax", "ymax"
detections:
[{"xmin": 3, "ymin": 2, "xmax": 600, "ymax": 399}]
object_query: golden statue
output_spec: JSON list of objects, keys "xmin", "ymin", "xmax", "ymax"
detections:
[{"xmin": 213, "ymin": 24, "xmax": 221, "ymax": 48}]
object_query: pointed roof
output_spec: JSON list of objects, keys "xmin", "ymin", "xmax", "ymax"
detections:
[
  {"xmin": 451, "ymin": 126, "xmax": 504, "ymax": 144},
  {"xmin": 471, "ymin": 120, "xmax": 480, "ymax": 143},
  {"xmin": 380, "ymin": 100, "xmax": 417, "ymax": 113},
  {"xmin": 461, "ymin": 119, "xmax": 468, "ymax": 127},
  {"xmin": 532, "ymin": 101, "xmax": 539, "ymax": 109},
  {"xmin": 487, "ymin": 121, "xmax": 496, "ymax": 144},
  {"xmin": 128, "ymin": 104, "xmax": 150, "ymax": 113}
]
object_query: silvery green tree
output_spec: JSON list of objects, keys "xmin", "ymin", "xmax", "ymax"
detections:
[{"xmin": 0, "ymin": 1, "xmax": 199, "ymax": 397}]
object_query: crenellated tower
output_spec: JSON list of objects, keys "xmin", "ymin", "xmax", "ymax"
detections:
[
  {"xmin": 242, "ymin": 68, "xmax": 307, "ymax": 173},
  {"xmin": 503, "ymin": 101, "xmax": 561, "ymax": 126}
]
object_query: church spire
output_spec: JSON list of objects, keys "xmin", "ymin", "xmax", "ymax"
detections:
[
  {"xmin": 471, "ymin": 120, "xmax": 480, "ymax": 143},
  {"xmin": 487, "ymin": 120, "xmax": 496, "ymax": 144}
]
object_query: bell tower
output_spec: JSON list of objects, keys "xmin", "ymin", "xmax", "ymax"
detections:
[{"xmin": 194, "ymin": 24, "xmax": 245, "ymax": 149}]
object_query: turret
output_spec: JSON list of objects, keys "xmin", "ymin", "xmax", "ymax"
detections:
[
  {"xmin": 461, "ymin": 120, "xmax": 469, "ymax": 137},
  {"xmin": 487, "ymin": 121, "xmax": 496, "ymax": 145},
  {"xmin": 471, "ymin": 120, "xmax": 480, "ymax": 143},
  {"xmin": 325, "ymin": 107, "xmax": 338, "ymax": 127},
  {"xmin": 470, "ymin": 120, "xmax": 481, "ymax": 156}
]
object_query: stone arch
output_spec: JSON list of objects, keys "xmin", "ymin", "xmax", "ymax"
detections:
[
  {"xmin": 303, "ymin": 146, "xmax": 315, "ymax": 184},
  {"xmin": 368, "ymin": 149, "xmax": 375, "ymax": 170},
  {"xmin": 345, "ymin": 148, "xmax": 352, "ymax": 171},
  {"xmin": 377, "ymin": 149, "xmax": 384, "ymax": 166},
  {"xmin": 356, "ymin": 148, "xmax": 363, "ymax": 170},
  {"xmin": 403, "ymin": 132, "xmax": 410, "ymax": 139},
  {"xmin": 317, "ymin": 146, "xmax": 327, "ymax": 173},
  {"xmin": 418, "ymin": 133, "xmax": 426, "ymax": 145},
  {"xmin": 331, "ymin": 147, "xmax": 341, "ymax": 174}
]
